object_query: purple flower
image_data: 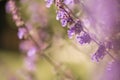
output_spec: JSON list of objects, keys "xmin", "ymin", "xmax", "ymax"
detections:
[
  {"xmin": 60, "ymin": 19, "xmax": 68, "ymax": 27},
  {"xmin": 6, "ymin": 0, "xmax": 15, "ymax": 13},
  {"xmin": 67, "ymin": 28, "xmax": 75, "ymax": 39},
  {"xmin": 24, "ymin": 56, "xmax": 36, "ymax": 71},
  {"xmin": 92, "ymin": 44, "xmax": 106, "ymax": 62},
  {"xmin": 67, "ymin": 20, "xmax": 83, "ymax": 38},
  {"xmin": 56, "ymin": 8, "xmax": 71, "ymax": 27},
  {"xmin": 67, "ymin": 20, "xmax": 84, "ymax": 40},
  {"xmin": 18, "ymin": 28, "xmax": 27, "ymax": 39},
  {"xmin": 76, "ymin": 32, "xmax": 91, "ymax": 44},
  {"xmin": 67, "ymin": 17, "xmax": 74, "ymax": 23},
  {"xmin": 45, "ymin": 0, "xmax": 54, "ymax": 8},
  {"xmin": 64, "ymin": 0, "xmax": 74, "ymax": 5},
  {"xmin": 23, "ymin": 46, "xmax": 37, "ymax": 71},
  {"xmin": 56, "ymin": 9, "xmax": 64, "ymax": 20},
  {"xmin": 72, "ymin": 20, "xmax": 83, "ymax": 34},
  {"xmin": 27, "ymin": 47, "xmax": 37, "ymax": 57}
]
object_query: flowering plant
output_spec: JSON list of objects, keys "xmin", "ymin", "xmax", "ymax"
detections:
[{"xmin": 3, "ymin": 0, "xmax": 120, "ymax": 80}]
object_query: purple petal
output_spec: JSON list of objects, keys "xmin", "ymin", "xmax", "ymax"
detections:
[
  {"xmin": 64, "ymin": 0, "xmax": 74, "ymax": 5},
  {"xmin": 91, "ymin": 44, "xmax": 106, "ymax": 62},
  {"xmin": 76, "ymin": 32, "xmax": 91, "ymax": 44},
  {"xmin": 45, "ymin": 0, "xmax": 54, "ymax": 8},
  {"xmin": 72, "ymin": 20, "xmax": 83, "ymax": 34},
  {"xmin": 60, "ymin": 19, "xmax": 67, "ymax": 27},
  {"xmin": 27, "ymin": 47, "xmax": 37, "ymax": 57},
  {"xmin": 17, "ymin": 28, "xmax": 27, "ymax": 39},
  {"xmin": 67, "ymin": 29, "xmax": 74, "ymax": 39}
]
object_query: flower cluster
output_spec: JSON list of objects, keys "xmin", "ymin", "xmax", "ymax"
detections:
[
  {"xmin": 6, "ymin": 0, "xmax": 52, "ymax": 79},
  {"xmin": 6, "ymin": 0, "xmax": 28, "ymax": 40},
  {"xmin": 92, "ymin": 44, "xmax": 107, "ymax": 62},
  {"xmin": 45, "ymin": 0, "xmax": 54, "ymax": 8},
  {"xmin": 76, "ymin": 32, "xmax": 91, "ymax": 44},
  {"xmin": 56, "ymin": 8, "xmax": 73, "ymax": 27},
  {"xmin": 6, "ymin": 0, "xmax": 24, "ymax": 27},
  {"xmin": 18, "ymin": 27, "xmax": 27, "ymax": 39},
  {"xmin": 6, "ymin": 0, "xmax": 50, "ymax": 75},
  {"xmin": 45, "ymin": 0, "xmax": 116, "ymax": 62},
  {"xmin": 46, "ymin": 0, "xmax": 91, "ymax": 45},
  {"xmin": 6, "ymin": 0, "xmax": 38, "ymax": 72}
]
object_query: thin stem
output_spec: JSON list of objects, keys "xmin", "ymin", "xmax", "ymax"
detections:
[
  {"xmin": 42, "ymin": 53, "xmax": 60, "ymax": 68},
  {"xmin": 106, "ymin": 51, "xmax": 117, "ymax": 61},
  {"xmin": 22, "ymin": 13, "xmax": 75, "ymax": 80},
  {"xmin": 43, "ymin": 54, "xmax": 75, "ymax": 80},
  {"xmin": 63, "ymin": 3, "xmax": 78, "ymax": 19},
  {"xmin": 82, "ymin": 27, "xmax": 117, "ymax": 61},
  {"xmin": 8, "ymin": 0, "xmax": 76, "ymax": 79}
]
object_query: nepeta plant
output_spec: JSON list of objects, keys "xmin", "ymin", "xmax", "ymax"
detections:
[
  {"xmin": 45, "ymin": 0, "xmax": 116, "ymax": 62},
  {"xmin": 5, "ymin": 0, "xmax": 120, "ymax": 80},
  {"xmin": 6, "ymin": 0, "xmax": 76, "ymax": 80}
]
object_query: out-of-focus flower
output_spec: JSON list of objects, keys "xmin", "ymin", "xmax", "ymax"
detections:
[
  {"xmin": 60, "ymin": 18, "xmax": 68, "ymax": 27},
  {"xmin": 45, "ymin": 0, "xmax": 54, "ymax": 8},
  {"xmin": 64, "ymin": 0, "xmax": 74, "ymax": 5},
  {"xmin": 24, "ymin": 47, "xmax": 37, "ymax": 71},
  {"xmin": 6, "ymin": 0, "xmax": 24, "ymax": 27},
  {"xmin": 76, "ymin": 32, "xmax": 91, "ymax": 44},
  {"xmin": 24, "ymin": 55, "xmax": 36, "ymax": 71},
  {"xmin": 67, "ymin": 28, "xmax": 75, "ymax": 39},
  {"xmin": 67, "ymin": 20, "xmax": 83, "ymax": 39},
  {"xmin": 19, "ymin": 40, "xmax": 35, "ymax": 52},
  {"xmin": 27, "ymin": 47, "xmax": 37, "ymax": 58},
  {"xmin": 92, "ymin": 44, "xmax": 106, "ymax": 62},
  {"xmin": 101, "ymin": 61, "xmax": 120, "ymax": 80},
  {"xmin": 18, "ymin": 27, "xmax": 27, "ymax": 39},
  {"xmin": 27, "ymin": 2, "xmax": 48, "ymax": 27},
  {"xmin": 70, "ymin": 20, "xmax": 83, "ymax": 34},
  {"xmin": 56, "ymin": 8, "xmax": 72, "ymax": 27},
  {"xmin": 6, "ymin": 0, "xmax": 15, "ymax": 13}
]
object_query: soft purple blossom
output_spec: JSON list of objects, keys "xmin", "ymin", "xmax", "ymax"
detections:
[
  {"xmin": 45, "ymin": 0, "xmax": 54, "ymax": 8},
  {"xmin": 25, "ymin": 57, "xmax": 36, "ymax": 71},
  {"xmin": 68, "ymin": 20, "xmax": 82, "ymax": 33},
  {"xmin": 76, "ymin": 32, "xmax": 91, "ymax": 44},
  {"xmin": 60, "ymin": 19, "xmax": 68, "ymax": 27},
  {"xmin": 55, "ymin": 1, "xmax": 74, "ymax": 27},
  {"xmin": 72, "ymin": 20, "xmax": 83, "ymax": 34},
  {"xmin": 67, "ymin": 20, "xmax": 83, "ymax": 39},
  {"xmin": 27, "ymin": 47, "xmax": 37, "ymax": 57},
  {"xmin": 6, "ymin": 0, "xmax": 24, "ymax": 27},
  {"xmin": 18, "ymin": 28, "xmax": 27, "ymax": 39},
  {"xmin": 64, "ymin": 0, "xmax": 74, "ymax": 5},
  {"xmin": 24, "ymin": 47, "xmax": 37, "ymax": 71},
  {"xmin": 102, "ymin": 61, "xmax": 120, "ymax": 80},
  {"xmin": 6, "ymin": 0, "xmax": 15, "ymax": 13},
  {"xmin": 67, "ymin": 29, "xmax": 75, "ymax": 39},
  {"xmin": 56, "ymin": 9, "xmax": 64, "ymax": 20},
  {"xmin": 92, "ymin": 44, "xmax": 106, "ymax": 62},
  {"xmin": 56, "ymin": 8, "xmax": 71, "ymax": 27}
]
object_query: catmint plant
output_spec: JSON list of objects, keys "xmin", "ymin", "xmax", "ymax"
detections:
[
  {"xmin": 45, "ymin": 0, "xmax": 118, "ymax": 63},
  {"xmin": 6, "ymin": 0, "xmax": 76, "ymax": 80},
  {"xmin": 5, "ymin": 0, "xmax": 120, "ymax": 80},
  {"xmin": 92, "ymin": 44, "xmax": 107, "ymax": 62},
  {"xmin": 6, "ymin": 1, "xmax": 38, "ymax": 79}
]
